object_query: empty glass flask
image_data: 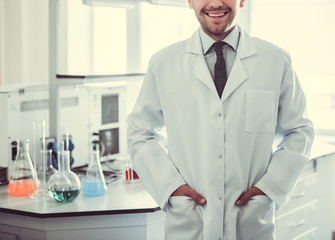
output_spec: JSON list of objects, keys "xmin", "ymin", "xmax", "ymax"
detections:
[
  {"xmin": 47, "ymin": 150, "xmax": 81, "ymax": 202},
  {"xmin": 82, "ymin": 151, "xmax": 107, "ymax": 196},
  {"xmin": 8, "ymin": 139, "xmax": 38, "ymax": 196}
]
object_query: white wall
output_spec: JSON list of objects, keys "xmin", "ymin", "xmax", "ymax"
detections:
[
  {"xmin": 1, "ymin": 0, "xmax": 23, "ymax": 85},
  {"xmin": 0, "ymin": 1, "xmax": 2, "ymax": 86},
  {"xmin": 237, "ymin": 0, "xmax": 251, "ymax": 32},
  {"xmin": 0, "ymin": 0, "xmax": 48, "ymax": 86}
]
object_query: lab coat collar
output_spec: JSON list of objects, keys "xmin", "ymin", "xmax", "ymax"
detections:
[
  {"xmin": 186, "ymin": 25, "xmax": 257, "ymax": 59},
  {"xmin": 186, "ymin": 26, "xmax": 257, "ymax": 102},
  {"xmin": 186, "ymin": 29, "xmax": 203, "ymax": 55},
  {"xmin": 235, "ymin": 26, "xmax": 258, "ymax": 59}
]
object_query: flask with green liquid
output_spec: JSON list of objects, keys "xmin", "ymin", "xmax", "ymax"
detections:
[{"xmin": 47, "ymin": 150, "xmax": 81, "ymax": 202}]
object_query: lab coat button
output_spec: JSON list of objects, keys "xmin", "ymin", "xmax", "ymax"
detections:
[
  {"xmin": 218, "ymin": 113, "xmax": 222, "ymax": 117},
  {"xmin": 219, "ymin": 196, "xmax": 222, "ymax": 200},
  {"xmin": 219, "ymin": 155, "xmax": 222, "ymax": 159}
]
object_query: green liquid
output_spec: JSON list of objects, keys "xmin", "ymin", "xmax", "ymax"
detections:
[{"xmin": 48, "ymin": 189, "xmax": 80, "ymax": 203}]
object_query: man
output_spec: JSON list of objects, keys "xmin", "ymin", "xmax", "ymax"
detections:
[{"xmin": 127, "ymin": 0, "xmax": 314, "ymax": 239}]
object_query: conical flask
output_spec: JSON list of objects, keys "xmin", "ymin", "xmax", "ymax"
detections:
[
  {"xmin": 8, "ymin": 139, "xmax": 38, "ymax": 196},
  {"xmin": 82, "ymin": 151, "xmax": 107, "ymax": 196},
  {"xmin": 47, "ymin": 150, "xmax": 81, "ymax": 202}
]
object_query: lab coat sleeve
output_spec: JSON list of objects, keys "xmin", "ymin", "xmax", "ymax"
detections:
[
  {"xmin": 255, "ymin": 61, "xmax": 315, "ymax": 206},
  {"xmin": 127, "ymin": 63, "xmax": 186, "ymax": 211}
]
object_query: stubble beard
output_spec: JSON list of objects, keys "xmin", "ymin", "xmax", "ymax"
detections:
[{"xmin": 197, "ymin": 10, "xmax": 236, "ymax": 40}]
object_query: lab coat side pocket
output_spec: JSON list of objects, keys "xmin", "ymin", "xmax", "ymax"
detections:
[
  {"xmin": 245, "ymin": 90, "xmax": 276, "ymax": 133},
  {"xmin": 165, "ymin": 196, "xmax": 203, "ymax": 240},
  {"xmin": 236, "ymin": 195, "xmax": 276, "ymax": 240}
]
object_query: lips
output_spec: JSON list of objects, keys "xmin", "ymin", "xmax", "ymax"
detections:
[
  {"xmin": 203, "ymin": 8, "xmax": 230, "ymax": 18},
  {"xmin": 207, "ymin": 12, "xmax": 226, "ymax": 17}
]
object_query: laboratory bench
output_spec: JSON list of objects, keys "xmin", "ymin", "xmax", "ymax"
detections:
[
  {"xmin": 0, "ymin": 180, "xmax": 164, "ymax": 240},
  {"xmin": 0, "ymin": 138, "xmax": 335, "ymax": 240}
]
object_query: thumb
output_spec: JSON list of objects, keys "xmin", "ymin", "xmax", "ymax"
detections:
[{"xmin": 187, "ymin": 188, "xmax": 207, "ymax": 205}]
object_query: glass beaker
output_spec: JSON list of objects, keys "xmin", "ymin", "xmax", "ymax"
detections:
[
  {"xmin": 8, "ymin": 139, "xmax": 38, "ymax": 196},
  {"xmin": 82, "ymin": 151, "xmax": 107, "ymax": 196},
  {"xmin": 47, "ymin": 150, "xmax": 81, "ymax": 202}
]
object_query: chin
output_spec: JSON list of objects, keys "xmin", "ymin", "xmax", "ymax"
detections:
[{"xmin": 209, "ymin": 27, "xmax": 228, "ymax": 36}]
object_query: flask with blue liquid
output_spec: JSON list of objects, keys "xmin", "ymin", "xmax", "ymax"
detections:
[{"xmin": 82, "ymin": 151, "xmax": 107, "ymax": 196}]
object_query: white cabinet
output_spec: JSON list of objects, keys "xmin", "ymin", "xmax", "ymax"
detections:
[
  {"xmin": 277, "ymin": 200, "xmax": 318, "ymax": 240},
  {"xmin": 0, "ymin": 211, "xmax": 165, "ymax": 240},
  {"xmin": 276, "ymin": 153, "xmax": 335, "ymax": 240}
]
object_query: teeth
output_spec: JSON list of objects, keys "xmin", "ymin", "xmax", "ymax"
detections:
[{"xmin": 208, "ymin": 13, "xmax": 225, "ymax": 17}]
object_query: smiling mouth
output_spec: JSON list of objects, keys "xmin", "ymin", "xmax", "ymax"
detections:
[
  {"xmin": 205, "ymin": 10, "xmax": 229, "ymax": 18},
  {"xmin": 207, "ymin": 12, "xmax": 226, "ymax": 17}
]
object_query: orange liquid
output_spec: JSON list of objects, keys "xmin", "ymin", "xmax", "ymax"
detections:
[{"xmin": 8, "ymin": 179, "xmax": 38, "ymax": 196}]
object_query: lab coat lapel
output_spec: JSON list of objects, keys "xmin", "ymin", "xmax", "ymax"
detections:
[
  {"xmin": 186, "ymin": 30, "xmax": 219, "ymax": 97},
  {"xmin": 221, "ymin": 58, "xmax": 248, "ymax": 102},
  {"xmin": 221, "ymin": 29, "xmax": 258, "ymax": 103}
]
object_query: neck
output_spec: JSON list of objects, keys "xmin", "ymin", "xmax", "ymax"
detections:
[{"xmin": 205, "ymin": 25, "xmax": 236, "ymax": 42}]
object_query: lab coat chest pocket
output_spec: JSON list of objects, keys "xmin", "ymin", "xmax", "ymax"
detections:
[
  {"xmin": 165, "ymin": 196, "xmax": 203, "ymax": 240},
  {"xmin": 245, "ymin": 90, "xmax": 276, "ymax": 133},
  {"xmin": 237, "ymin": 196, "xmax": 276, "ymax": 240}
]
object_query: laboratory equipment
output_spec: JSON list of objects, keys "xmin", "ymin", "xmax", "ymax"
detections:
[
  {"xmin": 30, "ymin": 150, "xmax": 53, "ymax": 199},
  {"xmin": 62, "ymin": 127, "xmax": 70, "ymax": 151},
  {"xmin": 47, "ymin": 138, "xmax": 75, "ymax": 170},
  {"xmin": 30, "ymin": 120, "xmax": 49, "ymax": 199},
  {"xmin": 0, "ymin": 82, "xmax": 127, "ymax": 179},
  {"xmin": 82, "ymin": 151, "xmax": 107, "ymax": 196},
  {"xmin": 123, "ymin": 155, "xmax": 139, "ymax": 183},
  {"xmin": 125, "ymin": 167, "xmax": 139, "ymax": 181},
  {"xmin": 8, "ymin": 139, "xmax": 38, "ymax": 196},
  {"xmin": 45, "ymin": 149, "xmax": 56, "ymax": 179},
  {"xmin": 47, "ymin": 150, "xmax": 81, "ymax": 202},
  {"xmin": 33, "ymin": 120, "xmax": 46, "ymax": 175}
]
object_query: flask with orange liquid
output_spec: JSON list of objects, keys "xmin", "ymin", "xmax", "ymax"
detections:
[{"xmin": 8, "ymin": 139, "xmax": 38, "ymax": 196}]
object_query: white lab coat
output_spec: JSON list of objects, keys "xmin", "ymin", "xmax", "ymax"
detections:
[{"xmin": 127, "ymin": 27, "xmax": 314, "ymax": 240}]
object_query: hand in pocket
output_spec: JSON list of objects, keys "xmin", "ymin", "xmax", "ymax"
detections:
[{"xmin": 235, "ymin": 186, "xmax": 266, "ymax": 206}]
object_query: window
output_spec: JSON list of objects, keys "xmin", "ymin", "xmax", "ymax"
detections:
[
  {"xmin": 250, "ymin": 0, "xmax": 335, "ymax": 131},
  {"xmin": 60, "ymin": 1, "xmax": 199, "ymax": 74},
  {"xmin": 140, "ymin": 3, "xmax": 198, "ymax": 71},
  {"xmin": 59, "ymin": 0, "xmax": 127, "ymax": 74}
]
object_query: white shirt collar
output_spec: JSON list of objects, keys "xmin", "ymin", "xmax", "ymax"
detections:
[{"xmin": 200, "ymin": 26, "xmax": 240, "ymax": 55}]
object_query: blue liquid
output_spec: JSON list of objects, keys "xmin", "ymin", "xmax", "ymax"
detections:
[{"xmin": 82, "ymin": 179, "xmax": 107, "ymax": 196}]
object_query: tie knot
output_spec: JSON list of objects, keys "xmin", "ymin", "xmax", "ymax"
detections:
[{"xmin": 213, "ymin": 42, "xmax": 225, "ymax": 56}]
